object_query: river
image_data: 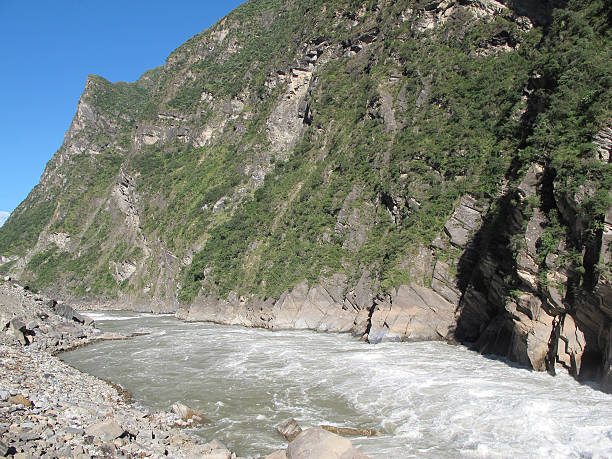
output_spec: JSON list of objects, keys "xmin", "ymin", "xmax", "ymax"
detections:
[{"xmin": 60, "ymin": 311, "xmax": 612, "ymax": 458}]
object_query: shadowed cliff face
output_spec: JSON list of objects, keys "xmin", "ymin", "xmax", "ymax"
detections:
[
  {"xmin": 498, "ymin": 0, "xmax": 567, "ymax": 26},
  {"xmin": 0, "ymin": 0, "xmax": 610, "ymax": 388}
]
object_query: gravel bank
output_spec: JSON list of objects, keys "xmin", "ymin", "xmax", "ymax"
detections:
[{"xmin": 0, "ymin": 280, "xmax": 237, "ymax": 458}]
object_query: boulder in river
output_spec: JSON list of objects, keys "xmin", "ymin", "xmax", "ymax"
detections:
[
  {"xmin": 171, "ymin": 402, "xmax": 212, "ymax": 425},
  {"xmin": 286, "ymin": 427, "xmax": 370, "ymax": 459},
  {"xmin": 277, "ymin": 418, "xmax": 303, "ymax": 441}
]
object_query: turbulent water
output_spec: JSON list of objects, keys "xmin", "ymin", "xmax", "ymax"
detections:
[{"xmin": 60, "ymin": 312, "xmax": 612, "ymax": 458}]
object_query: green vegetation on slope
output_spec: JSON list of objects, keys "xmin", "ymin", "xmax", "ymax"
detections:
[{"xmin": 0, "ymin": 0, "xmax": 609, "ymax": 304}]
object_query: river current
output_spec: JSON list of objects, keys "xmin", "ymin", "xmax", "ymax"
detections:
[{"xmin": 60, "ymin": 311, "xmax": 612, "ymax": 458}]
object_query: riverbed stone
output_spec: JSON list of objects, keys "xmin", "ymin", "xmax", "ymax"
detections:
[
  {"xmin": 277, "ymin": 418, "xmax": 302, "ymax": 441},
  {"xmin": 286, "ymin": 428, "xmax": 370, "ymax": 459},
  {"xmin": 171, "ymin": 402, "xmax": 212, "ymax": 424},
  {"xmin": 320, "ymin": 425, "xmax": 381, "ymax": 437}
]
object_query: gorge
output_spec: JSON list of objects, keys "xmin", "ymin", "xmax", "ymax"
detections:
[{"xmin": 0, "ymin": 0, "xmax": 611, "ymax": 437}]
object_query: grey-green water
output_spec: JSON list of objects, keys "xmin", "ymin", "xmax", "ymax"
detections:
[{"xmin": 60, "ymin": 311, "xmax": 612, "ymax": 458}]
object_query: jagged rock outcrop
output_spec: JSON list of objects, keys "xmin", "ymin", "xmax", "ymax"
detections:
[{"xmin": 451, "ymin": 119, "xmax": 612, "ymax": 387}]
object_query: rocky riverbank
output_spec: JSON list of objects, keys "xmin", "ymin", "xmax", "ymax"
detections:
[
  {"xmin": 0, "ymin": 280, "xmax": 371, "ymax": 458},
  {"xmin": 0, "ymin": 280, "xmax": 239, "ymax": 458}
]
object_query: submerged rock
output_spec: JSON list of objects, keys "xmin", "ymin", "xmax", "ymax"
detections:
[{"xmin": 320, "ymin": 425, "xmax": 381, "ymax": 437}]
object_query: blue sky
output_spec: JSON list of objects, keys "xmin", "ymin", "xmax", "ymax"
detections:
[{"xmin": 0, "ymin": 0, "xmax": 245, "ymax": 224}]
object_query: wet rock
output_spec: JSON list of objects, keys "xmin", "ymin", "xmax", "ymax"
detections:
[
  {"xmin": 319, "ymin": 425, "xmax": 381, "ymax": 437},
  {"xmin": 286, "ymin": 427, "xmax": 370, "ymax": 459},
  {"xmin": 601, "ymin": 327, "xmax": 612, "ymax": 393},
  {"xmin": 82, "ymin": 315, "xmax": 95, "ymax": 327},
  {"xmin": 272, "ymin": 281, "xmax": 357, "ymax": 333},
  {"xmin": 171, "ymin": 402, "xmax": 212, "ymax": 424},
  {"xmin": 557, "ymin": 314, "xmax": 586, "ymax": 376},
  {"xmin": 277, "ymin": 418, "xmax": 302, "ymax": 442}
]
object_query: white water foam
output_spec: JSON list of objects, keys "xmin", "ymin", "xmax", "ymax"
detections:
[{"xmin": 61, "ymin": 314, "xmax": 612, "ymax": 459}]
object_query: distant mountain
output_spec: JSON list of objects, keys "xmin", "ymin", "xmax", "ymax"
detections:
[{"xmin": 1, "ymin": 0, "xmax": 610, "ymax": 390}]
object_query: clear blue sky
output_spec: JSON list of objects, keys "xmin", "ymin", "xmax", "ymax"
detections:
[{"xmin": 0, "ymin": 0, "xmax": 245, "ymax": 225}]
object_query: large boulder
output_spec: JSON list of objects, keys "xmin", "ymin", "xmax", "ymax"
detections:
[
  {"xmin": 54, "ymin": 303, "xmax": 87, "ymax": 324},
  {"xmin": 286, "ymin": 428, "xmax": 370, "ymax": 459}
]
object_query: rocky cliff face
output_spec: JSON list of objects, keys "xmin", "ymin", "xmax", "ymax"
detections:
[{"xmin": 1, "ymin": 0, "xmax": 610, "ymax": 389}]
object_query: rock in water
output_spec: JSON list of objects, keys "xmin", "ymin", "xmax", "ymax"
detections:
[
  {"xmin": 277, "ymin": 418, "xmax": 303, "ymax": 441},
  {"xmin": 171, "ymin": 402, "xmax": 212, "ymax": 424},
  {"xmin": 319, "ymin": 425, "xmax": 381, "ymax": 437},
  {"xmin": 286, "ymin": 427, "xmax": 370, "ymax": 459}
]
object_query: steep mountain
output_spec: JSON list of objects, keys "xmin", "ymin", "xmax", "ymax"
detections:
[{"xmin": 1, "ymin": 0, "xmax": 610, "ymax": 389}]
